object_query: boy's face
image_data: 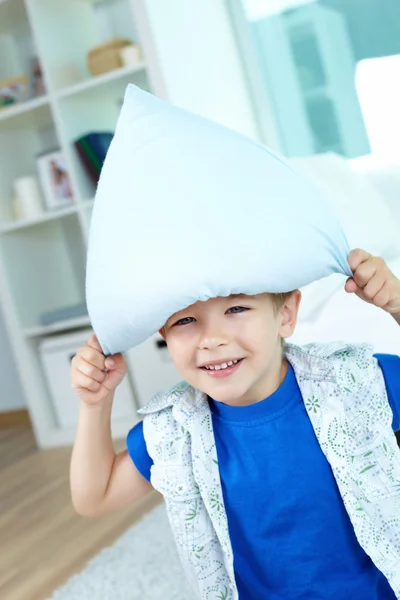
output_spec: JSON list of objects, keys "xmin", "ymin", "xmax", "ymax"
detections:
[{"xmin": 160, "ymin": 292, "xmax": 301, "ymax": 406}]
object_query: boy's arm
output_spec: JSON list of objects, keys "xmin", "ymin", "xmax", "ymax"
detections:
[
  {"xmin": 70, "ymin": 335, "xmax": 153, "ymax": 518},
  {"xmin": 70, "ymin": 396, "xmax": 153, "ymax": 518}
]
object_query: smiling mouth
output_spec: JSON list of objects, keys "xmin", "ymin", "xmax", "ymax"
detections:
[{"xmin": 200, "ymin": 358, "xmax": 244, "ymax": 373}]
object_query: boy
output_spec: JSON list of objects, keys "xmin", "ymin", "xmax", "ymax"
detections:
[{"xmin": 70, "ymin": 249, "xmax": 400, "ymax": 599}]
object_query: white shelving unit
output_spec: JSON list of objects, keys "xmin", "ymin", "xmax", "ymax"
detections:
[
  {"xmin": 0, "ymin": 0, "xmax": 260, "ymax": 448},
  {"xmin": 0, "ymin": 0, "xmax": 164, "ymax": 448}
]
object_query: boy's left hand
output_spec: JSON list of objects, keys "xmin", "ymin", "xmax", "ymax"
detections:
[{"xmin": 346, "ymin": 249, "xmax": 400, "ymax": 317}]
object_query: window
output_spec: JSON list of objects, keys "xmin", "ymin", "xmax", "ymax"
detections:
[{"xmin": 229, "ymin": 0, "xmax": 400, "ymax": 158}]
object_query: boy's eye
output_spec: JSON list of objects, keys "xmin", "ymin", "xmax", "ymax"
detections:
[
  {"xmin": 173, "ymin": 306, "xmax": 248, "ymax": 326},
  {"xmin": 227, "ymin": 306, "xmax": 248, "ymax": 314},
  {"xmin": 174, "ymin": 316, "xmax": 195, "ymax": 326}
]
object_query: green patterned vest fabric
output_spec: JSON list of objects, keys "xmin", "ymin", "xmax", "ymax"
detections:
[{"xmin": 139, "ymin": 342, "xmax": 400, "ymax": 599}]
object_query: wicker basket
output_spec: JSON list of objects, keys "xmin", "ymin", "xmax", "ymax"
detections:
[{"xmin": 87, "ymin": 38, "xmax": 133, "ymax": 76}]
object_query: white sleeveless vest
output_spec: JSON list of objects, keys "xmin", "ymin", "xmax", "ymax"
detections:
[{"xmin": 139, "ymin": 342, "xmax": 400, "ymax": 599}]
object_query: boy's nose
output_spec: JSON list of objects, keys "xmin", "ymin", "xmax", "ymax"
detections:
[
  {"xmin": 198, "ymin": 336, "xmax": 227, "ymax": 351},
  {"xmin": 198, "ymin": 325, "xmax": 230, "ymax": 351}
]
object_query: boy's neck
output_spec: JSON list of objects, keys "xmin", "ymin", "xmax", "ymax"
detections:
[
  {"xmin": 216, "ymin": 355, "xmax": 289, "ymax": 408},
  {"xmin": 242, "ymin": 357, "xmax": 288, "ymax": 407}
]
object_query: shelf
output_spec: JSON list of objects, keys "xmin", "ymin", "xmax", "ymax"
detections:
[
  {"xmin": 0, "ymin": 95, "xmax": 50, "ymax": 123},
  {"xmin": 0, "ymin": 96, "xmax": 53, "ymax": 132},
  {"xmin": 55, "ymin": 62, "xmax": 146, "ymax": 99},
  {"xmin": 0, "ymin": 0, "xmax": 160, "ymax": 448},
  {"xmin": 0, "ymin": 213, "xmax": 86, "ymax": 330},
  {"xmin": 0, "ymin": 204, "xmax": 79, "ymax": 234},
  {"xmin": 57, "ymin": 67, "xmax": 149, "ymax": 200},
  {"xmin": 24, "ymin": 314, "xmax": 91, "ymax": 338},
  {"xmin": 0, "ymin": 111, "xmax": 61, "ymax": 223},
  {"xmin": 28, "ymin": 0, "xmax": 143, "ymax": 92}
]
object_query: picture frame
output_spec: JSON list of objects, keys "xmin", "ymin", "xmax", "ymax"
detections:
[
  {"xmin": 0, "ymin": 75, "xmax": 28, "ymax": 109},
  {"xmin": 36, "ymin": 150, "xmax": 74, "ymax": 210}
]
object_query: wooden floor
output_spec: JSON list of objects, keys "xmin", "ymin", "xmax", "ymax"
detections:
[{"xmin": 0, "ymin": 427, "xmax": 161, "ymax": 600}]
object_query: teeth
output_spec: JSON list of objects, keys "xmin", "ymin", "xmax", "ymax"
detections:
[{"xmin": 205, "ymin": 359, "xmax": 239, "ymax": 371}]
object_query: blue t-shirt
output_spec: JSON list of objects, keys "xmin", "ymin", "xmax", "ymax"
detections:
[{"xmin": 127, "ymin": 354, "xmax": 400, "ymax": 599}]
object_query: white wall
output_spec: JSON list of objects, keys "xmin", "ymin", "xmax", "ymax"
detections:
[
  {"xmin": 0, "ymin": 305, "xmax": 26, "ymax": 411},
  {"xmin": 140, "ymin": 0, "xmax": 259, "ymax": 139}
]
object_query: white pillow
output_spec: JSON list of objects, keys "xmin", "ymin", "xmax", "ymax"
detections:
[
  {"xmin": 289, "ymin": 153, "xmax": 400, "ymax": 260},
  {"xmin": 86, "ymin": 85, "xmax": 352, "ymax": 355}
]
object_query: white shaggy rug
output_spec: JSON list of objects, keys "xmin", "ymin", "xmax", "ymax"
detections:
[{"xmin": 49, "ymin": 504, "xmax": 191, "ymax": 600}]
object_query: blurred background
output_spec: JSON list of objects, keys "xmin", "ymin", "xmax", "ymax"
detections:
[{"xmin": 0, "ymin": 1, "xmax": 399, "ymax": 598}]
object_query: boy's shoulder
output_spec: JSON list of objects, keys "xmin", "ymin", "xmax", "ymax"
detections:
[
  {"xmin": 286, "ymin": 341, "xmax": 381, "ymax": 395},
  {"xmin": 286, "ymin": 341, "xmax": 377, "ymax": 372},
  {"xmin": 286, "ymin": 340, "xmax": 374, "ymax": 361},
  {"xmin": 286, "ymin": 341, "xmax": 378, "ymax": 384}
]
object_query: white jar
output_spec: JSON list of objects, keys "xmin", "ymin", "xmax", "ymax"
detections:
[
  {"xmin": 120, "ymin": 44, "xmax": 142, "ymax": 67},
  {"xmin": 13, "ymin": 176, "xmax": 44, "ymax": 220}
]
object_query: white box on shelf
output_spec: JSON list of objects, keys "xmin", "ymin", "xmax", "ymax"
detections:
[
  {"xmin": 126, "ymin": 333, "xmax": 181, "ymax": 408},
  {"xmin": 39, "ymin": 328, "xmax": 137, "ymax": 429}
]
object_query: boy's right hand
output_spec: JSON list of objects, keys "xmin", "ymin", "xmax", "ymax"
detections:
[{"xmin": 71, "ymin": 334, "xmax": 128, "ymax": 406}]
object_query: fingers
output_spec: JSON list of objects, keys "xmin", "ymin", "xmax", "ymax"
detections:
[
  {"xmin": 361, "ymin": 269, "xmax": 386, "ymax": 301},
  {"xmin": 348, "ymin": 252, "xmax": 387, "ymax": 290},
  {"xmin": 76, "ymin": 344, "xmax": 105, "ymax": 371},
  {"xmin": 75, "ymin": 357, "xmax": 107, "ymax": 384},
  {"xmin": 71, "ymin": 334, "xmax": 127, "ymax": 401},
  {"xmin": 352, "ymin": 260, "xmax": 376, "ymax": 289},
  {"xmin": 87, "ymin": 333, "xmax": 103, "ymax": 353},
  {"xmin": 85, "ymin": 333, "xmax": 121, "ymax": 370},
  {"xmin": 346, "ymin": 249, "xmax": 400, "ymax": 314},
  {"xmin": 347, "ymin": 248, "xmax": 372, "ymax": 273},
  {"xmin": 372, "ymin": 282, "xmax": 391, "ymax": 309},
  {"xmin": 344, "ymin": 278, "xmax": 358, "ymax": 294},
  {"xmin": 104, "ymin": 353, "xmax": 124, "ymax": 371},
  {"xmin": 72, "ymin": 338, "xmax": 107, "ymax": 391},
  {"xmin": 345, "ymin": 251, "xmax": 392, "ymax": 306},
  {"xmin": 72, "ymin": 332, "xmax": 124, "ymax": 394},
  {"xmin": 73, "ymin": 371, "xmax": 103, "ymax": 393}
]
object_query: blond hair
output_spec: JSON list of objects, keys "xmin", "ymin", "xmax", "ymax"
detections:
[
  {"xmin": 270, "ymin": 291, "xmax": 294, "ymax": 313},
  {"xmin": 270, "ymin": 291, "xmax": 295, "ymax": 347}
]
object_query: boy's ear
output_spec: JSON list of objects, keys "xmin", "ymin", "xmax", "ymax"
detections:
[
  {"xmin": 279, "ymin": 290, "xmax": 302, "ymax": 340},
  {"xmin": 158, "ymin": 327, "xmax": 166, "ymax": 340}
]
